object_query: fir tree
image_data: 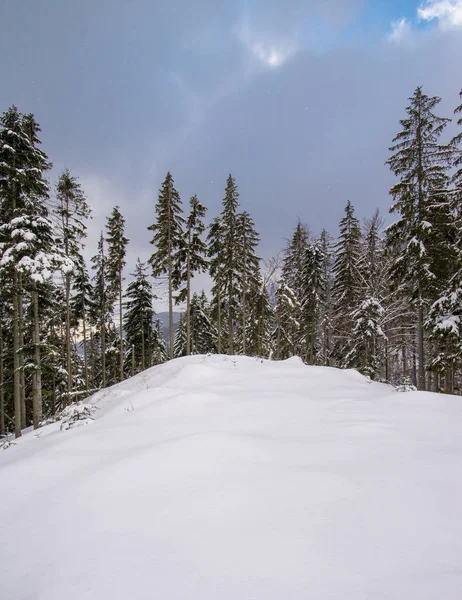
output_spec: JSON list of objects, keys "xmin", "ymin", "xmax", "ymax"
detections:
[
  {"xmin": 301, "ymin": 239, "xmax": 325, "ymax": 364},
  {"xmin": 235, "ymin": 210, "xmax": 261, "ymax": 354},
  {"xmin": 124, "ymin": 259, "xmax": 154, "ymax": 374},
  {"xmin": 273, "ymin": 281, "xmax": 300, "ymax": 360},
  {"xmin": 386, "ymin": 87, "xmax": 454, "ymax": 389},
  {"xmin": 56, "ymin": 169, "xmax": 91, "ymax": 400},
  {"xmin": 207, "ymin": 216, "xmax": 226, "ymax": 353},
  {"xmin": 220, "ymin": 175, "xmax": 241, "ymax": 354},
  {"xmin": 176, "ymin": 195, "xmax": 207, "ymax": 355},
  {"xmin": 148, "ymin": 172, "xmax": 185, "ymax": 360},
  {"xmin": 106, "ymin": 206, "xmax": 129, "ymax": 381},
  {"xmin": 332, "ymin": 201, "xmax": 362, "ymax": 365},
  {"xmin": 90, "ymin": 233, "xmax": 111, "ymax": 388},
  {"xmin": 174, "ymin": 313, "xmax": 187, "ymax": 358}
]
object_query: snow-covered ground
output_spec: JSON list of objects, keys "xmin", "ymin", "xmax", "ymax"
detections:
[{"xmin": 1, "ymin": 355, "xmax": 462, "ymax": 599}]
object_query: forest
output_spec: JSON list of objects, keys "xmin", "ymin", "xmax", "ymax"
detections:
[{"xmin": 1, "ymin": 85, "xmax": 462, "ymax": 440}]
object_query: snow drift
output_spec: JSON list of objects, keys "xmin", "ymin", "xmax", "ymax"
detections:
[{"xmin": 1, "ymin": 355, "xmax": 462, "ymax": 599}]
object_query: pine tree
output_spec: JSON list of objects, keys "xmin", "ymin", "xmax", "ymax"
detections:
[
  {"xmin": 148, "ymin": 172, "xmax": 185, "ymax": 360},
  {"xmin": 174, "ymin": 313, "xmax": 187, "ymax": 358},
  {"xmin": 70, "ymin": 254, "xmax": 93, "ymax": 392},
  {"xmin": 152, "ymin": 318, "xmax": 168, "ymax": 365},
  {"xmin": 220, "ymin": 175, "xmax": 241, "ymax": 354},
  {"xmin": 124, "ymin": 259, "xmax": 154, "ymax": 373},
  {"xmin": 207, "ymin": 216, "xmax": 226, "ymax": 353},
  {"xmin": 106, "ymin": 206, "xmax": 129, "ymax": 381},
  {"xmin": 301, "ymin": 239, "xmax": 325, "ymax": 364},
  {"xmin": 90, "ymin": 233, "xmax": 111, "ymax": 388},
  {"xmin": 56, "ymin": 169, "xmax": 91, "ymax": 400},
  {"xmin": 190, "ymin": 292, "xmax": 217, "ymax": 354},
  {"xmin": 235, "ymin": 210, "xmax": 261, "ymax": 354},
  {"xmin": 176, "ymin": 195, "xmax": 207, "ymax": 355},
  {"xmin": 0, "ymin": 108, "xmax": 71, "ymax": 432},
  {"xmin": 319, "ymin": 229, "xmax": 334, "ymax": 365},
  {"xmin": 273, "ymin": 281, "xmax": 300, "ymax": 360},
  {"xmin": 332, "ymin": 201, "xmax": 362, "ymax": 365},
  {"xmin": 386, "ymin": 87, "xmax": 454, "ymax": 389}
]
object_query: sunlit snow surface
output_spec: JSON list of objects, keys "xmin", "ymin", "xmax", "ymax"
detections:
[{"xmin": 1, "ymin": 355, "xmax": 462, "ymax": 599}]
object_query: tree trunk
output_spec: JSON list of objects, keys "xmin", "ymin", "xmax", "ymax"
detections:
[
  {"xmin": 119, "ymin": 273, "xmax": 124, "ymax": 381},
  {"xmin": 12, "ymin": 278, "xmax": 22, "ymax": 438},
  {"xmin": 228, "ymin": 272, "xmax": 234, "ymax": 355},
  {"xmin": 82, "ymin": 302, "xmax": 88, "ymax": 392},
  {"xmin": 32, "ymin": 285, "xmax": 42, "ymax": 429},
  {"xmin": 0, "ymin": 321, "xmax": 5, "ymax": 436},
  {"xmin": 66, "ymin": 272, "xmax": 72, "ymax": 404},
  {"xmin": 101, "ymin": 318, "xmax": 106, "ymax": 388},
  {"xmin": 141, "ymin": 323, "xmax": 145, "ymax": 371},
  {"xmin": 17, "ymin": 282, "xmax": 26, "ymax": 428},
  {"xmin": 186, "ymin": 249, "xmax": 191, "ymax": 356},
  {"xmin": 217, "ymin": 288, "xmax": 222, "ymax": 354},
  {"xmin": 417, "ymin": 305, "xmax": 425, "ymax": 390},
  {"xmin": 131, "ymin": 344, "xmax": 135, "ymax": 376}
]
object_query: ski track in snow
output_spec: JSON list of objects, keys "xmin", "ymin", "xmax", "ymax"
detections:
[{"xmin": 1, "ymin": 354, "xmax": 462, "ymax": 599}]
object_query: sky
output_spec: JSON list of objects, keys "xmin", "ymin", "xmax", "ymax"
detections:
[{"xmin": 1, "ymin": 0, "xmax": 462, "ymax": 294}]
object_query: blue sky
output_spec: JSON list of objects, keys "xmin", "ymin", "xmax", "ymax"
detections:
[{"xmin": 1, "ymin": 0, "xmax": 461, "ymax": 284}]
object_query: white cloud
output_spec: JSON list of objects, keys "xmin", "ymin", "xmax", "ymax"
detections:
[
  {"xmin": 236, "ymin": 22, "xmax": 298, "ymax": 69},
  {"xmin": 418, "ymin": 0, "xmax": 462, "ymax": 29},
  {"xmin": 388, "ymin": 18, "xmax": 412, "ymax": 42}
]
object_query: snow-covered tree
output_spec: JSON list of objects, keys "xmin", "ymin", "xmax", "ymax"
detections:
[
  {"xmin": 176, "ymin": 195, "xmax": 207, "ymax": 355},
  {"xmin": 332, "ymin": 201, "xmax": 362, "ymax": 365},
  {"xmin": 273, "ymin": 281, "xmax": 300, "ymax": 360},
  {"xmin": 123, "ymin": 259, "xmax": 154, "ymax": 374},
  {"xmin": 56, "ymin": 169, "xmax": 91, "ymax": 399},
  {"xmin": 386, "ymin": 86, "xmax": 454, "ymax": 389},
  {"xmin": 106, "ymin": 206, "xmax": 129, "ymax": 380},
  {"xmin": 148, "ymin": 172, "xmax": 185, "ymax": 359}
]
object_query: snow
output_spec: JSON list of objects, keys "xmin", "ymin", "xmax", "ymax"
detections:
[{"xmin": 1, "ymin": 354, "xmax": 462, "ymax": 600}]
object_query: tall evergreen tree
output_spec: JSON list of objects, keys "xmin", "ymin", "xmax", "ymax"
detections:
[
  {"xmin": 56, "ymin": 169, "xmax": 91, "ymax": 400},
  {"xmin": 386, "ymin": 87, "xmax": 454, "ymax": 389},
  {"xmin": 124, "ymin": 259, "xmax": 154, "ymax": 374},
  {"xmin": 235, "ymin": 210, "xmax": 261, "ymax": 354},
  {"xmin": 301, "ymin": 239, "xmax": 325, "ymax": 364},
  {"xmin": 273, "ymin": 281, "xmax": 300, "ymax": 360},
  {"xmin": 332, "ymin": 201, "xmax": 362, "ymax": 365},
  {"xmin": 220, "ymin": 175, "xmax": 241, "ymax": 354},
  {"xmin": 106, "ymin": 206, "xmax": 129, "ymax": 381},
  {"xmin": 207, "ymin": 216, "xmax": 226, "ymax": 354},
  {"xmin": 90, "ymin": 233, "xmax": 111, "ymax": 388},
  {"xmin": 148, "ymin": 172, "xmax": 185, "ymax": 360},
  {"xmin": 176, "ymin": 195, "xmax": 207, "ymax": 355}
]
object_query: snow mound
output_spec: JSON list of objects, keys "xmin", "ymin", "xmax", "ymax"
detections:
[{"xmin": 1, "ymin": 354, "xmax": 462, "ymax": 600}]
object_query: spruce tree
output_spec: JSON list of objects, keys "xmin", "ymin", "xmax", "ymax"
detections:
[
  {"xmin": 273, "ymin": 281, "xmax": 300, "ymax": 360},
  {"xmin": 332, "ymin": 201, "xmax": 362, "ymax": 365},
  {"xmin": 207, "ymin": 216, "xmax": 226, "ymax": 353},
  {"xmin": 148, "ymin": 172, "xmax": 185, "ymax": 360},
  {"xmin": 235, "ymin": 210, "xmax": 261, "ymax": 354},
  {"xmin": 56, "ymin": 169, "xmax": 91, "ymax": 400},
  {"xmin": 106, "ymin": 206, "xmax": 129, "ymax": 381},
  {"xmin": 220, "ymin": 175, "xmax": 241, "ymax": 354},
  {"xmin": 174, "ymin": 313, "xmax": 187, "ymax": 358},
  {"xmin": 176, "ymin": 195, "xmax": 207, "ymax": 355},
  {"xmin": 386, "ymin": 87, "xmax": 454, "ymax": 389},
  {"xmin": 124, "ymin": 259, "xmax": 154, "ymax": 373},
  {"xmin": 90, "ymin": 233, "xmax": 111, "ymax": 388},
  {"xmin": 301, "ymin": 240, "xmax": 325, "ymax": 364}
]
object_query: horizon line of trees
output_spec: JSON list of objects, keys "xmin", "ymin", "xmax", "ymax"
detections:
[{"xmin": 1, "ymin": 84, "xmax": 462, "ymax": 438}]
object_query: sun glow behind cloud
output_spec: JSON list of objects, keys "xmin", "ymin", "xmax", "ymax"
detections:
[{"xmin": 236, "ymin": 21, "xmax": 298, "ymax": 69}]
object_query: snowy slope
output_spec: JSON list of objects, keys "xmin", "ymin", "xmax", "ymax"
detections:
[{"xmin": 1, "ymin": 355, "xmax": 462, "ymax": 600}]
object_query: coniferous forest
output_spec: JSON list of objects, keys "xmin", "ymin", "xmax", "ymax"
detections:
[{"xmin": 1, "ymin": 85, "xmax": 462, "ymax": 438}]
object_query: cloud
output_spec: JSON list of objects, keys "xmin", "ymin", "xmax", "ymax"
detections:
[
  {"xmin": 418, "ymin": 0, "xmax": 462, "ymax": 28},
  {"xmin": 236, "ymin": 21, "xmax": 298, "ymax": 69},
  {"xmin": 388, "ymin": 18, "xmax": 412, "ymax": 43}
]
